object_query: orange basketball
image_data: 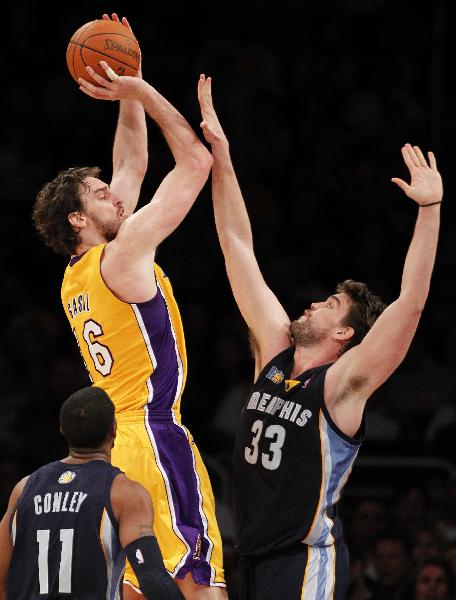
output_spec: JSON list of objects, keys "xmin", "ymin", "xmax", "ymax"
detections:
[{"xmin": 66, "ymin": 20, "xmax": 140, "ymax": 85}]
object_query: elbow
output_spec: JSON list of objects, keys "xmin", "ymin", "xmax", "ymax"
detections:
[
  {"xmin": 129, "ymin": 162, "xmax": 148, "ymax": 184},
  {"xmin": 196, "ymin": 145, "xmax": 213, "ymax": 174},
  {"xmin": 136, "ymin": 153, "xmax": 149, "ymax": 179},
  {"xmin": 115, "ymin": 153, "xmax": 148, "ymax": 181},
  {"xmin": 187, "ymin": 145, "xmax": 213, "ymax": 182},
  {"xmin": 410, "ymin": 304, "xmax": 425, "ymax": 319},
  {"xmin": 398, "ymin": 299, "xmax": 426, "ymax": 320},
  {"xmin": 400, "ymin": 290, "xmax": 429, "ymax": 315}
]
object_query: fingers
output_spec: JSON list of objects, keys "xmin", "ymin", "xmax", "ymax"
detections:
[
  {"xmin": 402, "ymin": 143, "xmax": 438, "ymax": 170},
  {"xmin": 198, "ymin": 74, "xmax": 214, "ymax": 108},
  {"xmin": 102, "ymin": 13, "xmax": 130, "ymax": 30},
  {"xmin": 99, "ymin": 61, "xmax": 120, "ymax": 81},
  {"xmin": 105, "ymin": 66, "xmax": 120, "ymax": 81},
  {"xmin": 79, "ymin": 65, "xmax": 110, "ymax": 87},
  {"xmin": 101, "ymin": 13, "xmax": 119, "ymax": 22},
  {"xmin": 400, "ymin": 145, "xmax": 415, "ymax": 172},
  {"xmin": 412, "ymin": 145, "xmax": 428, "ymax": 167},
  {"xmin": 404, "ymin": 143, "xmax": 420, "ymax": 168},
  {"xmin": 78, "ymin": 85, "xmax": 100, "ymax": 100},
  {"xmin": 197, "ymin": 74, "xmax": 206, "ymax": 104},
  {"xmin": 78, "ymin": 63, "xmax": 119, "ymax": 93},
  {"xmin": 206, "ymin": 76, "xmax": 213, "ymax": 106},
  {"xmin": 391, "ymin": 177, "xmax": 411, "ymax": 195},
  {"xmin": 198, "ymin": 74, "xmax": 211, "ymax": 105},
  {"xmin": 78, "ymin": 77, "xmax": 111, "ymax": 98}
]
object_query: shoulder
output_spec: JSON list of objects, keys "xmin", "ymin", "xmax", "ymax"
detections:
[
  {"xmin": 255, "ymin": 346, "xmax": 294, "ymax": 384},
  {"xmin": 6, "ymin": 476, "xmax": 29, "ymax": 511},
  {"xmin": 111, "ymin": 474, "xmax": 153, "ymax": 513},
  {"xmin": 101, "ymin": 238, "xmax": 158, "ymax": 302}
]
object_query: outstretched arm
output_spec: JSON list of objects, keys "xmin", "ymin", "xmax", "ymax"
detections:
[
  {"xmin": 78, "ymin": 68, "xmax": 212, "ymax": 302},
  {"xmin": 103, "ymin": 14, "xmax": 148, "ymax": 215},
  {"xmin": 198, "ymin": 75, "xmax": 290, "ymax": 377},
  {"xmin": 326, "ymin": 144, "xmax": 442, "ymax": 436}
]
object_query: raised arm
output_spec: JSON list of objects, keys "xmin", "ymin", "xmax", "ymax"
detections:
[
  {"xmin": 103, "ymin": 14, "xmax": 148, "ymax": 215},
  {"xmin": 0, "ymin": 478, "xmax": 27, "ymax": 599},
  {"xmin": 78, "ymin": 68, "xmax": 212, "ymax": 302},
  {"xmin": 326, "ymin": 144, "xmax": 442, "ymax": 436},
  {"xmin": 198, "ymin": 75, "xmax": 290, "ymax": 376}
]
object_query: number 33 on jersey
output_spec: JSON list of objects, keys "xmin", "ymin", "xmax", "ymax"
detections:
[{"xmin": 233, "ymin": 347, "xmax": 363, "ymax": 557}]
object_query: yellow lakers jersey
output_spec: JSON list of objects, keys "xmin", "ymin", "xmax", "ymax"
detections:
[{"xmin": 61, "ymin": 244, "xmax": 187, "ymax": 414}]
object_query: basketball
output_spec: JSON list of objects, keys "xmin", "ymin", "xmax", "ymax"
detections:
[{"xmin": 66, "ymin": 20, "xmax": 141, "ymax": 85}]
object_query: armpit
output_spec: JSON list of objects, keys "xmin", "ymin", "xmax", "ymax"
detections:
[{"xmin": 337, "ymin": 375, "xmax": 369, "ymax": 404}]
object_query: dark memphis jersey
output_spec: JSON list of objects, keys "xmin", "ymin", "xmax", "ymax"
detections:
[
  {"xmin": 7, "ymin": 460, "xmax": 124, "ymax": 599},
  {"xmin": 233, "ymin": 347, "xmax": 364, "ymax": 557}
]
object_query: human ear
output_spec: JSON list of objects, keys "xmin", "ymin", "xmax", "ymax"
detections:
[
  {"xmin": 68, "ymin": 211, "xmax": 86, "ymax": 229},
  {"xmin": 335, "ymin": 326, "xmax": 354, "ymax": 341}
]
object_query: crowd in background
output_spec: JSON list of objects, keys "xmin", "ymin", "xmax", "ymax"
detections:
[{"xmin": 1, "ymin": 0, "xmax": 455, "ymax": 596}]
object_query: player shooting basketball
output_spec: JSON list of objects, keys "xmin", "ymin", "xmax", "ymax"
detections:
[{"xmin": 31, "ymin": 15, "xmax": 227, "ymax": 600}]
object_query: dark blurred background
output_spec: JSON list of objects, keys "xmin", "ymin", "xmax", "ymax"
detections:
[{"xmin": 1, "ymin": 0, "xmax": 455, "ymax": 597}]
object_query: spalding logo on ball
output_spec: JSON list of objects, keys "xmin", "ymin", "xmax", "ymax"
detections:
[{"xmin": 66, "ymin": 19, "xmax": 141, "ymax": 85}]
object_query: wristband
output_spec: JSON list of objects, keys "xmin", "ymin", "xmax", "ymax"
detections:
[
  {"xmin": 419, "ymin": 201, "xmax": 442, "ymax": 207},
  {"xmin": 125, "ymin": 536, "xmax": 184, "ymax": 599}
]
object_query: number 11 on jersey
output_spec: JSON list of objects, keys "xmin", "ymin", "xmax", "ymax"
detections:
[{"xmin": 37, "ymin": 528, "xmax": 74, "ymax": 593}]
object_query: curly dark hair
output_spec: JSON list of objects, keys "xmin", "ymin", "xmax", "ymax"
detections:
[
  {"xmin": 60, "ymin": 386, "xmax": 115, "ymax": 449},
  {"xmin": 336, "ymin": 279, "xmax": 387, "ymax": 353},
  {"xmin": 32, "ymin": 166, "xmax": 101, "ymax": 255}
]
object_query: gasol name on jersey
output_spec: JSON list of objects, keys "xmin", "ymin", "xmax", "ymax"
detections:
[
  {"xmin": 246, "ymin": 392, "xmax": 312, "ymax": 427},
  {"xmin": 67, "ymin": 293, "xmax": 90, "ymax": 319}
]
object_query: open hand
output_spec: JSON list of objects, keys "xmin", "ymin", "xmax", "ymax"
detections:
[
  {"xmin": 197, "ymin": 74, "xmax": 228, "ymax": 148},
  {"xmin": 391, "ymin": 144, "xmax": 443, "ymax": 206}
]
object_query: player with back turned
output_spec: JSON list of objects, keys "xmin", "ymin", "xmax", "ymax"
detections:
[
  {"xmin": 198, "ymin": 75, "xmax": 443, "ymax": 599},
  {"xmin": 0, "ymin": 386, "xmax": 184, "ymax": 600},
  {"xmin": 32, "ymin": 14, "xmax": 227, "ymax": 600}
]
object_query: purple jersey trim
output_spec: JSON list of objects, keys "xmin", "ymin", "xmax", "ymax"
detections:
[
  {"xmin": 146, "ymin": 419, "xmax": 214, "ymax": 584},
  {"xmin": 134, "ymin": 286, "xmax": 181, "ymax": 411},
  {"xmin": 69, "ymin": 253, "xmax": 85, "ymax": 267}
]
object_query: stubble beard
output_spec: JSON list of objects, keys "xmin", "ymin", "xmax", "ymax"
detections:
[
  {"xmin": 289, "ymin": 319, "xmax": 325, "ymax": 347},
  {"xmin": 90, "ymin": 213, "xmax": 121, "ymax": 242}
]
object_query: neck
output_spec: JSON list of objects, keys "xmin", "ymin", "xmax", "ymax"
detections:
[
  {"xmin": 291, "ymin": 344, "xmax": 339, "ymax": 379},
  {"xmin": 75, "ymin": 232, "xmax": 107, "ymax": 256},
  {"xmin": 62, "ymin": 447, "xmax": 111, "ymax": 464}
]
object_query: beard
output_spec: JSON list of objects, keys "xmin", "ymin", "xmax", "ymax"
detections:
[
  {"xmin": 289, "ymin": 319, "xmax": 325, "ymax": 347},
  {"xmin": 89, "ymin": 212, "xmax": 121, "ymax": 242}
]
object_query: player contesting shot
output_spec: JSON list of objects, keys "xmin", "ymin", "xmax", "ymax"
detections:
[{"xmin": 198, "ymin": 74, "xmax": 442, "ymax": 599}]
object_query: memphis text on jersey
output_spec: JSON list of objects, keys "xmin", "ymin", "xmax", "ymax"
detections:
[{"xmin": 246, "ymin": 391, "xmax": 312, "ymax": 427}]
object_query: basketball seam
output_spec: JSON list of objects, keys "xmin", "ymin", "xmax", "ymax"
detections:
[
  {"xmin": 68, "ymin": 21, "xmax": 94, "ymax": 81},
  {"xmin": 72, "ymin": 44, "xmax": 136, "ymax": 80},
  {"xmin": 68, "ymin": 42, "xmax": 139, "ymax": 71},
  {"xmin": 72, "ymin": 31, "xmax": 138, "ymax": 44}
]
